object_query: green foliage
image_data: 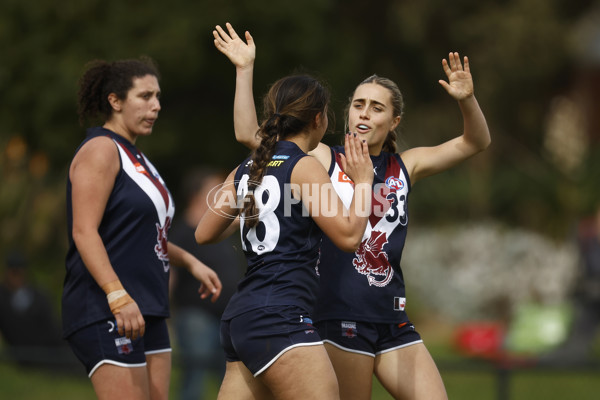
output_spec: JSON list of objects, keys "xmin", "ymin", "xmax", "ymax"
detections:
[{"xmin": 0, "ymin": 0, "xmax": 599, "ymax": 278}]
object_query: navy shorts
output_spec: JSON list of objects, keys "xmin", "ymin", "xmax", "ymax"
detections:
[
  {"xmin": 66, "ymin": 316, "xmax": 171, "ymax": 377},
  {"xmin": 315, "ymin": 319, "xmax": 422, "ymax": 357},
  {"xmin": 221, "ymin": 305, "xmax": 323, "ymax": 376}
]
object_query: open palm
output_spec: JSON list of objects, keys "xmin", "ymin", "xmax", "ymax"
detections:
[
  {"xmin": 438, "ymin": 52, "xmax": 474, "ymax": 100},
  {"xmin": 213, "ymin": 22, "xmax": 256, "ymax": 69}
]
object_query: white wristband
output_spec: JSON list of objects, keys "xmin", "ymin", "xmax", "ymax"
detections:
[{"xmin": 106, "ymin": 289, "xmax": 127, "ymax": 303}]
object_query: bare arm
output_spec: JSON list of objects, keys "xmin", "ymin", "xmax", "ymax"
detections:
[
  {"xmin": 293, "ymin": 134, "xmax": 373, "ymax": 251},
  {"xmin": 402, "ymin": 52, "xmax": 491, "ymax": 184},
  {"xmin": 213, "ymin": 23, "xmax": 333, "ymax": 169},
  {"xmin": 70, "ymin": 136, "xmax": 145, "ymax": 340},
  {"xmin": 214, "ymin": 23, "xmax": 260, "ymax": 149},
  {"xmin": 167, "ymin": 241, "xmax": 222, "ymax": 302},
  {"xmin": 195, "ymin": 168, "xmax": 241, "ymax": 244}
]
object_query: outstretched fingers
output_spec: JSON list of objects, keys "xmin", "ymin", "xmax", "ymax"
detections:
[
  {"xmin": 214, "ymin": 22, "xmax": 238, "ymax": 42},
  {"xmin": 439, "ymin": 51, "xmax": 474, "ymax": 99},
  {"xmin": 463, "ymin": 55, "xmax": 470, "ymax": 73},
  {"xmin": 443, "ymin": 52, "xmax": 463, "ymax": 74},
  {"xmin": 213, "ymin": 26, "xmax": 229, "ymax": 51},
  {"xmin": 225, "ymin": 22, "xmax": 240, "ymax": 40},
  {"xmin": 213, "ymin": 22, "xmax": 255, "ymax": 67}
]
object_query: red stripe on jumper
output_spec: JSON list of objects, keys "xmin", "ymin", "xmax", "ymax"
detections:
[{"xmin": 116, "ymin": 141, "xmax": 170, "ymax": 210}]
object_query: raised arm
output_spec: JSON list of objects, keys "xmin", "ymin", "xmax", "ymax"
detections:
[
  {"xmin": 214, "ymin": 23, "xmax": 260, "ymax": 149},
  {"xmin": 402, "ymin": 52, "xmax": 491, "ymax": 184},
  {"xmin": 293, "ymin": 134, "xmax": 373, "ymax": 251},
  {"xmin": 213, "ymin": 23, "xmax": 333, "ymax": 169}
]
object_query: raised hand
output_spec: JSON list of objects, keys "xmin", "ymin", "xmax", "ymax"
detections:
[
  {"xmin": 438, "ymin": 52, "xmax": 474, "ymax": 101},
  {"xmin": 213, "ymin": 22, "xmax": 256, "ymax": 69}
]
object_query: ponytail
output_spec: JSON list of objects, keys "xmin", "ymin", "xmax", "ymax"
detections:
[
  {"xmin": 382, "ymin": 130, "xmax": 398, "ymax": 153},
  {"xmin": 242, "ymin": 117, "xmax": 280, "ymax": 228},
  {"xmin": 241, "ymin": 75, "xmax": 330, "ymax": 228}
]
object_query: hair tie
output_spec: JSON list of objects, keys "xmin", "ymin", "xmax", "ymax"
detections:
[{"xmin": 273, "ymin": 113, "xmax": 281, "ymax": 118}]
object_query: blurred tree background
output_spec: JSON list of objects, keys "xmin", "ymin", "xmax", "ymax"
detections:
[{"xmin": 1, "ymin": 0, "xmax": 599, "ymax": 306}]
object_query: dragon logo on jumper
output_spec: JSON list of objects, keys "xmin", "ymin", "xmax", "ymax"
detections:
[
  {"xmin": 155, "ymin": 216, "xmax": 172, "ymax": 272},
  {"xmin": 352, "ymin": 230, "xmax": 393, "ymax": 287}
]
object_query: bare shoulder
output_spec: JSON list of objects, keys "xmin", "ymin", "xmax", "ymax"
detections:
[
  {"xmin": 291, "ymin": 155, "xmax": 331, "ymax": 185},
  {"xmin": 70, "ymin": 136, "xmax": 119, "ymax": 178},
  {"xmin": 308, "ymin": 142, "xmax": 332, "ymax": 170},
  {"xmin": 399, "ymin": 146, "xmax": 420, "ymax": 170}
]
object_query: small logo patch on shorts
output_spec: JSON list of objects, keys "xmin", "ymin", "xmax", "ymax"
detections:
[
  {"xmin": 115, "ymin": 337, "xmax": 133, "ymax": 355},
  {"xmin": 394, "ymin": 297, "xmax": 406, "ymax": 311},
  {"xmin": 300, "ymin": 315, "xmax": 315, "ymax": 334},
  {"xmin": 341, "ymin": 321, "xmax": 357, "ymax": 338}
]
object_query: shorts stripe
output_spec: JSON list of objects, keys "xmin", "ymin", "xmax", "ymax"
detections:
[
  {"xmin": 145, "ymin": 347, "xmax": 172, "ymax": 356},
  {"xmin": 254, "ymin": 341, "xmax": 323, "ymax": 377},
  {"xmin": 89, "ymin": 360, "xmax": 146, "ymax": 378},
  {"xmin": 375, "ymin": 339, "xmax": 423, "ymax": 356},
  {"xmin": 316, "ymin": 319, "xmax": 423, "ymax": 356},
  {"xmin": 67, "ymin": 317, "xmax": 171, "ymax": 376},
  {"xmin": 323, "ymin": 339, "xmax": 375, "ymax": 358}
]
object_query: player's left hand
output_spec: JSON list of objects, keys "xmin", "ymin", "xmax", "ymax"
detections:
[
  {"xmin": 438, "ymin": 52, "xmax": 474, "ymax": 101},
  {"xmin": 340, "ymin": 133, "xmax": 373, "ymax": 186},
  {"xmin": 189, "ymin": 261, "xmax": 222, "ymax": 303},
  {"xmin": 213, "ymin": 22, "xmax": 255, "ymax": 70}
]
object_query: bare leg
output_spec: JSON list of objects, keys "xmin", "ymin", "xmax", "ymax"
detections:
[
  {"xmin": 374, "ymin": 343, "xmax": 447, "ymax": 400},
  {"xmin": 146, "ymin": 352, "xmax": 171, "ymax": 400},
  {"xmin": 260, "ymin": 345, "xmax": 339, "ymax": 400},
  {"xmin": 91, "ymin": 363, "xmax": 150, "ymax": 400},
  {"xmin": 324, "ymin": 342, "xmax": 375, "ymax": 400},
  {"xmin": 217, "ymin": 361, "xmax": 273, "ymax": 400}
]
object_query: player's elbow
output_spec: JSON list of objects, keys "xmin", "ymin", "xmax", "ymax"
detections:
[
  {"xmin": 235, "ymin": 133, "xmax": 259, "ymax": 151},
  {"xmin": 331, "ymin": 235, "xmax": 362, "ymax": 253},
  {"xmin": 71, "ymin": 225, "xmax": 95, "ymax": 249},
  {"xmin": 236, "ymin": 135, "xmax": 252, "ymax": 148},
  {"xmin": 195, "ymin": 227, "xmax": 214, "ymax": 245},
  {"xmin": 473, "ymin": 128, "xmax": 491, "ymax": 152},
  {"xmin": 479, "ymin": 134, "xmax": 491, "ymax": 151},
  {"xmin": 465, "ymin": 134, "xmax": 490, "ymax": 156}
]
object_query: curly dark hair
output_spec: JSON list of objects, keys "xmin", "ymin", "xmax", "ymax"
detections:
[{"xmin": 77, "ymin": 56, "xmax": 160, "ymax": 126}]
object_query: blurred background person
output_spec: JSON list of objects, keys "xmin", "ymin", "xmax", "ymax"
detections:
[
  {"xmin": 0, "ymin": 250, "xmax": 74, "ymax": 370},
  {"xmin": 169, "ymin": 167, "xmax": 245, "ymax": 400},
  {"xmin": 541, "ymin": 204, "xmax": 600, "ymax": 364}
]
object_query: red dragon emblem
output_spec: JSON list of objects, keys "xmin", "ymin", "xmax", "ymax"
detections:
[
  {"xmin": 154, "ymin": 216, "xmax": 171, "ymax": 272},
  {"xmin": 352, "ymin": 230, "xmax": 393, "ymax": 287}
]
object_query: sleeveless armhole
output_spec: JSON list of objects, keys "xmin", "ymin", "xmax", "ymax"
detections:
[
  {"xmin": 286, "ymin": 152, "xmax": 311, "ymax": 184},
  {"xmin": 327, "ymin": 147, "xmax": 337, "ymax": 177},
  {"xmin": 105, "ymin": 135, "xmax": 124, "ymax": 179},
  {"xmin": 395, "ymin": 153, "xmax": 412, "ymax": 192}
]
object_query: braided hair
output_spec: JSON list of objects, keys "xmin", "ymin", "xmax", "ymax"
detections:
[{"xmin": 242, "ymin": 74, "xmax": 330, "ymax": 228}]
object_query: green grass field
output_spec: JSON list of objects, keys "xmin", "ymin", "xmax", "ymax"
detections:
[
  {"xmin": 2, "ymin": 361, "xmax": 600, "ymax": 400},
  {"xmin": 2, "ymin": 317, "xmax": 599, "ymax": 400}
]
